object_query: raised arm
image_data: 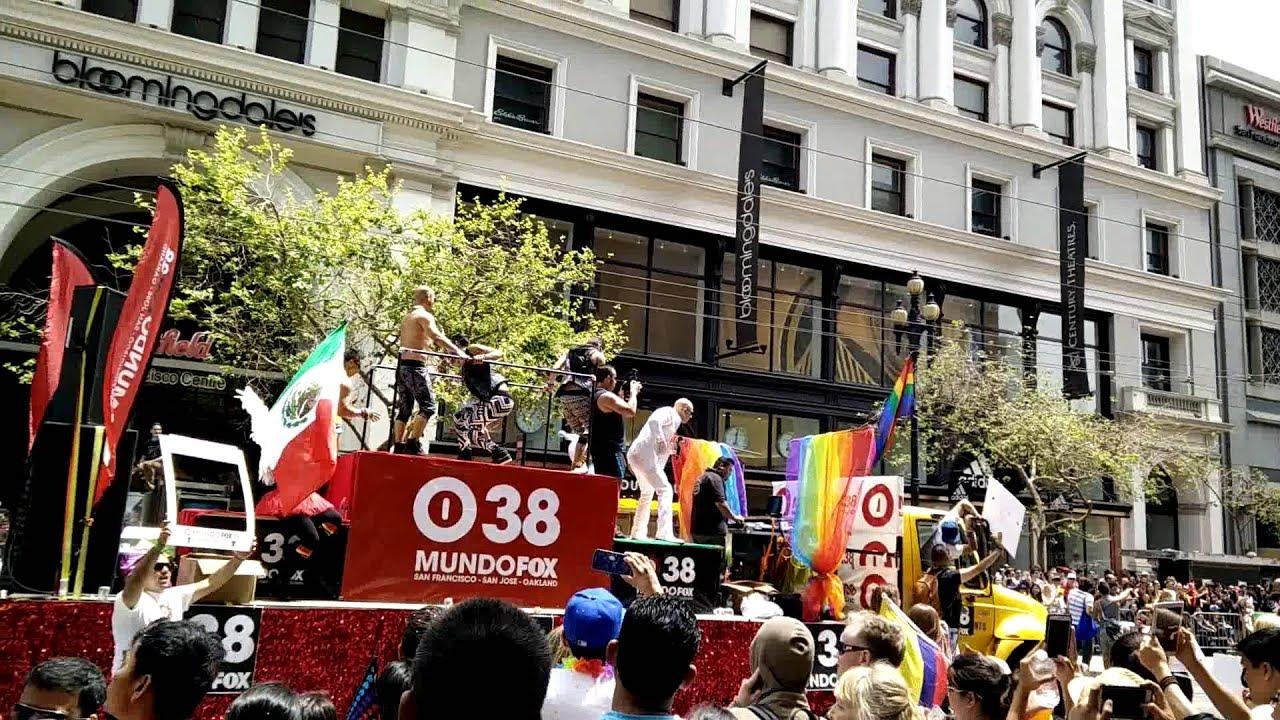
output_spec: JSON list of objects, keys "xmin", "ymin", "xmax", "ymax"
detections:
[
  {"xmin": 960, "ymin": 549, "xmax": 1004, "ymax": 584},
  {"xmin": 596, "ymin": 389, "xmax": 639, "ymax": 418},
  {"xmin": 189, "ymin": 543, "xmax": 255, "ymax": 603},
  {"xmin": 122, "ymin": 524, "xmax": 171, "ymax": 609},
  {"xmin": 465, "ymin": 344, "xmax": 504, "ymax": 361}
]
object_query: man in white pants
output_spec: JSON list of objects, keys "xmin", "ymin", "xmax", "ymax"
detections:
[{"xmin": 627, "ymin": 398, "xmax": 694, "ymax": 542}]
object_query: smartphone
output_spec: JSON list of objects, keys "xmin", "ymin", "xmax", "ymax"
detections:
[
  {"xmin": 1153, "ymin": 601, "xmax": 1183, "ymax": 651},
  {"xmin": 1100, "ymin": 685, "xmax": 1150, "ymax": 720},
  {"xmin": 1045, "ymin": 613, "xmax": 1072, "ymax": 658},
  {"xmin": 591, "ymin": 549, "xmax": 633, "ymax": 577}
]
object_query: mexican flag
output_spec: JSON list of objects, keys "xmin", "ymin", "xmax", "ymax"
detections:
[{"xmin": 238, "ymin": 324, "xmax": 346, "ymax": 514}]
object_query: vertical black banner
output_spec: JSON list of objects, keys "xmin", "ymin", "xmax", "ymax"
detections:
[
  {"xmin": 734, "ymin": 66, "xmax": 766, "ymax": 349},
  {"xmin": 1058, "ymin": 159, "xmax": 1090, "ymax": 399}
]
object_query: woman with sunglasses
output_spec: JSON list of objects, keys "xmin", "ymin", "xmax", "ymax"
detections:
[
  {"xmin": 946, "ymin": 654, "xmax": 1012, "ymax": 720},
  {"xmin": 111, "ymin": 523, "xmax": 254, "ymax": 674}
]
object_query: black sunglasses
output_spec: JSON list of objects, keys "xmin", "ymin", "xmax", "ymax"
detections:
[
  {"xmin": 154, "ymin": 562, "xmax": 173, "ymax": 573},
  {"xmin": 13, "ymin": 703, "xmax": 80, "ymax": 720},
  {"xmin": 836, "ymin": 639, "xmax": 869, "ymax": 655}
]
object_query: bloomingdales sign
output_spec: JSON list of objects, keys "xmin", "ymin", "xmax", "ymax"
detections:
[
  {"xmin": 51, "ymin": 50, "xmax": 317, "ymax": 136},
  {"xmin": 1235, "ymin": 104, "xmax": 1280, "ymax": 148}
]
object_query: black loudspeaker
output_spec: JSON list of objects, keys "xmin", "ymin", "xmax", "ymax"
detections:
[
  {"xmin": 41, "ymin": 286, "xmax": 125, "ymax": 427},
  {"xmin": 9, "ymin": 424, "xmax": 135, "ymax": 593}
]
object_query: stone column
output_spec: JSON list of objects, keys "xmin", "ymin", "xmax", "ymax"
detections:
[
  {"xmin": 305, "ymin": 0, "xmax": 341, "ymax": 71},
  {"xmin": 1091, "ymin": 0, "xmax": 1129, "ymax": 158},
  {"xmin": 993, "ymin": 13, "xmax": 1012, "ymax": 126},
  {"xmin": 224, "ymin": 0, "xmax": 261, "ymax": 50},
  {"xmin": 1240, "ymin": 179, "xmax": 1257, "ymax": 241},
  {"xmin": 384, "ymin": 8, "xmax": 457, "ymax": 99},
  {"xmin": 136, "ymin": 0, "xmax": 174, "ymax": 29},
  {"xmin": 1076, "ymin": 42, "xmax": 1096, "ymax": 149},
  {"xmin": 816, "ymin": 0, "xmax": 857, "ymax": 78},
  {"xmin": 1171, "ymin": 0, "xmax": 1205, "ymax": 179},
  {"xmin": 901, "ymin": 0, "xmax": 921, "ymax": 100},
  {"xmin": 1010, "ymin": 0, "xmax": 1041, "ymax": 132},
  {"xmin": 705, "ymin": 0, "xmax": 739, "ymax": 47},
  {"xmin": 918, "ymin": 0, "xmax": 955, "ymax": 108}
]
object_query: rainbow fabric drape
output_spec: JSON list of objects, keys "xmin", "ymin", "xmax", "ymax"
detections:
[
  {"xmin": 786, "ymin": 427, "xmax": 876, "ymax": 620},
  {"xmin": 872, "ymin": 355, "xmax": 916, "ymax": 466},
  {"xmin": 673, "ymin": 439, "xmax": 746, "ymax": 540},
  {"xmin": 880, "ymin": 598, "xmax": 949, "ymax": 708}
]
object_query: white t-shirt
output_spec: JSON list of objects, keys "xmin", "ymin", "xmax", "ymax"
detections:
[
  {"xmin": 541, "ymin": 668, "xmax": 614, "ymax": 720},
  {"xmin": 111, "ymin": 584, "xmax": 199, "ymax": 672}
]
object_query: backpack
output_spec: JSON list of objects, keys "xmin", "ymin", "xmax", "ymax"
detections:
[
  {"xmin": 746, "ymin": 705, "xmax": 821, "ymax": 720},
  {"xmin": 915, "ymin": 570, "xmax": 941, "ymax": 611}
]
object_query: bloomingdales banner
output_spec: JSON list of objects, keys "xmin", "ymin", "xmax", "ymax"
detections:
[{"xmin": 339, "ymin": 454, "xmax": 619, "ymax": 607}]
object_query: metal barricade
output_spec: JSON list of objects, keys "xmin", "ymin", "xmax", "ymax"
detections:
[{"xmin": 1192, "ymin": 611, "xmax": 1244, "ymax": 652}]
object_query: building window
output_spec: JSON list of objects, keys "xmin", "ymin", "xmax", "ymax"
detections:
[
  {"xmin": 718, "ymin": 409, "xmax": 820, "ymax": 471},
  {"xmin": 1134, "ymin": 46, "xmax": 1154, "ymax": 91},
  {"xmin": 1043, "ymin": 102, "xmax": 1074, "ymax": 146},
  {"xmin": 1141, "ymin": 334, "xmax": 1172, "ymax": 391},
  {"xmin": 761, "ymin": 126, "xmax": 802, "ymax": 192},
  {"xmin": 171, "ymin": 0, "xmax": 225, "ymax": 42},
  {"xmin": 257, "ymin": 0, "xmax": 310, "ymax": 64},
  {"xmin": 335, "ymin": 9, "xmax": 385, "ymax": 82},
  {"xmin": 635, "ymin": 94, "xmax": 685, "ymax": 165},
  {"xmin": 1041, "ymin": 18, "xmax": 1071, "ymax": 75},
  {"xmin": 858, "ymin": 46, "xmax": 896, "ymax": 95},
  {"xmin": 719, "ymin": 260, "xmax": 823, "ymax": 377},
  {"xmin": 954, "ymin": 76, "xmax": 989, "ymax": 122},
  {"xmin": 835, "ymin": 277, "xmax": 913, "ymax": 387},
  {"xmin": 750, "ymin": 12, "xmax": 793, "ymax": 65},
  {"xmin": 82, "ymin": 0, "xmax": 138, "ymax": 22},
  {"xmin": 1136, "ymin": 124, "xmax": 1158, "ymax": 170},
  {"xmin": 1084, "ymin": 201, "xmax": 1100, "ymax": 260},
  {"xmin": 862, "ymin": 0, "xmax": 896, "ymax": 18},
  {"xmin": 870, "ymin": 155, "xmax": 906, "ymax": 215},
  {"xmin": 1259, "ymin": 257, "xmax": 1280, "ymax": 312},
  {"xmin": 594, "ymin": 229, "xmax": 705, "ymax": 360},
  {"xmin": 631, "ymin": 0, "xmax": 677, "ymax": 30},
  {"xmin": 492, "ymin": 56, "xmax": 553, "ymax": 133},
  {"xmin": 1262, "ymin": 327, "xmax": 1280, "ymax": 382},
  {"xmin": 971, "ymin": 179, "xmax": 1003, "ymax": 237},
  {"xmin": 954, "ymin": 0, "xmax": 987, "ymax": 48},
  {"xmin": 1257, "ymin": 188, "xmax": 1280, "ymax": 244},
  {"xmin": 1145, "ymin": 222, "xmax": 1171, "ymax": 275}
]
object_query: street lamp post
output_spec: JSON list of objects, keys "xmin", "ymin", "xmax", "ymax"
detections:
[{"xmin": 891, "ymin": 271, "xmax": 941, "ymax": 505}]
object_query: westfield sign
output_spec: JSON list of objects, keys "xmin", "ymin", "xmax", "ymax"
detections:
[{"xmin": 1245, "ymin": 105, "xmax": 1280, "ymax": 136}]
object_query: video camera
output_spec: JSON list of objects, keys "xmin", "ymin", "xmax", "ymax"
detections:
[{"xmin": 618, "ymin": 368, "xmax": 640, "ymax": 400}]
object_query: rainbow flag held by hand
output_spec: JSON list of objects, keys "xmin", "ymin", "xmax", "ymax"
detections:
[
  {"xmin": 872, "ymin": 355, "xmax": 916, "ymax": 466},
  {"xmin": 879, "ymin": 597, "xmax": 948, "ymax": 709}
]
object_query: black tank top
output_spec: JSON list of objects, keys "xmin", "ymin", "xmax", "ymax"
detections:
[
  {"xmin": 590, "ymin": 388, "xmax": 625, "ymax": 449},
  {"xmin": 463, "ymin": 362, "xmax": 506, "ymax": 401}
]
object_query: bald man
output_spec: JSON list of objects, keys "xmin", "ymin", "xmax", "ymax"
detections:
[{"xmin": 627, "ymin": 398, "xmax": 694, "ymax": 542}]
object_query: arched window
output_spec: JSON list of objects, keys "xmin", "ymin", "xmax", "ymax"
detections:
[
  {"xmin": 1041, "ymin": 18, "xmax": 1071, "ymax": 75},
  {"xmin": 955, "ymin": 0, "xmax": 987, "ymax": 48}
]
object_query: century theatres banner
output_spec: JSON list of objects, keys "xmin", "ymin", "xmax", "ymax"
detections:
[
  {"xmin": 733, "ymin": 64, "xmax": 766, "ymax": 349},
  {"xmin": 340, "ymin": 453, "xmax": 619, "ymax": 607},
  {"xmin": 1058, "ymin": 158, "xmax": 1091, "ymax": 399}
]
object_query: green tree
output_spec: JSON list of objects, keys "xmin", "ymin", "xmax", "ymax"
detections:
[
  {"xmin": 108, "ymin": 126, "xmax": 624, "ymax": 405},
  {"xmin": 891, "ymin": 330, "xmax": 1276, "ymax": 565}
]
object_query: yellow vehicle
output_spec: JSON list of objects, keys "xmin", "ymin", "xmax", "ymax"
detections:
[{"xmin": 900, "ymin": 506, "xmax": 1046, "ymax": 663}]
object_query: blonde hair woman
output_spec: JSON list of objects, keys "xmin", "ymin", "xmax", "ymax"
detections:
[{"xmin": 829, "ymin": 663, "xmax": 923, "ymax": 720}]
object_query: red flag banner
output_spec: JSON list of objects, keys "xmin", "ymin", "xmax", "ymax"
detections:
[
  {"xmin": 95, "ymin": 180, "xmax": 184, "ymax": 506},
  {"xmin": 28, "ymin": 239, "xmax": 95, "ymax": 453}
]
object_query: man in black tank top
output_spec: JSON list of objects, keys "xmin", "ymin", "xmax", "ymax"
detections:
[
  {"xmin": 452, "ymin": 338, "xmax": 515, "ymax": 464},
  {"xmin": 588, "ymin": 365, "xmax": 639, "ymax": 479}
]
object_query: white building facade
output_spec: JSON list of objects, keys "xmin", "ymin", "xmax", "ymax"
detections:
[{"xmin": 0, "ymin": 0, "xmax": 1240, "ymax": 569}]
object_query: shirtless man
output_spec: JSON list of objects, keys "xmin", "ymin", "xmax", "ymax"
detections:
[{"xmin": 394, "ymin": 286, "xmax": 466, "ymax": 454}]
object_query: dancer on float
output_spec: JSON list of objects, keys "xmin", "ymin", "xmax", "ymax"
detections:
[
  {"xmin": 391, "ymin": 285, "xmax": 467, "ymax": 454},
  {"xmin": 452, "ymin": 336, "xmax": 516, "ymax": 464},
  {"xmin": 627, "ymin": 398, "xmax": 694, "ymax": 543},
  {"xmin": 549, "ymin": 338, "xmax": 606, "ymax": 471}
]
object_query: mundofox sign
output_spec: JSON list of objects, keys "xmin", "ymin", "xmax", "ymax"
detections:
[{"xmin": 341, "ymin": 454, "xmax": 618, "ymax": 607}]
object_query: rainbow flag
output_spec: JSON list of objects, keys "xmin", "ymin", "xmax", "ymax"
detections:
[
  {"xmin": 344, "ymin": 656, "xmax": 379, "ymax": 720},
  {"xmin": 872, "ymin": 355, "xmax": 916, "ymax": 465},
  {"xmin": 673, "ymin": 439, "xmax": 746, "ymax": 540},
  {"xmin": 879, "ymin": 597, "xmax": 948, "ymax": 709}
]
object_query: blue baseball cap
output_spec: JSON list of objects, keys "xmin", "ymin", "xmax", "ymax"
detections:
[
  {"xmin": 563, "ymin": 588, "xmax": 624, "ymax": 651},
  {"xmin": 941, "ymin": 519, "xmax": 962, "ymax": 545}
]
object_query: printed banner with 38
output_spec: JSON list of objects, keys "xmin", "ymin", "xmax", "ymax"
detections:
[
  {"xmin": 188, "ymin": 604, "xmax": 261, "ymax": 693},
  {"xmin": 340, "ymin": 454, "xmax": 619, "ymax": 607},
  {"xmin": 806, "ymin": 622, "xmax": 845, "ymax": 692}
]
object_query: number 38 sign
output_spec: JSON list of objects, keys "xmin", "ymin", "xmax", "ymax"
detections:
[
  {"xmin": 340, "ymin": 454, "xmax": 619, "ymax": 607},
  {"xmin": 188, "ymin": 605, "xmax": 262, "ymax": 693}
]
